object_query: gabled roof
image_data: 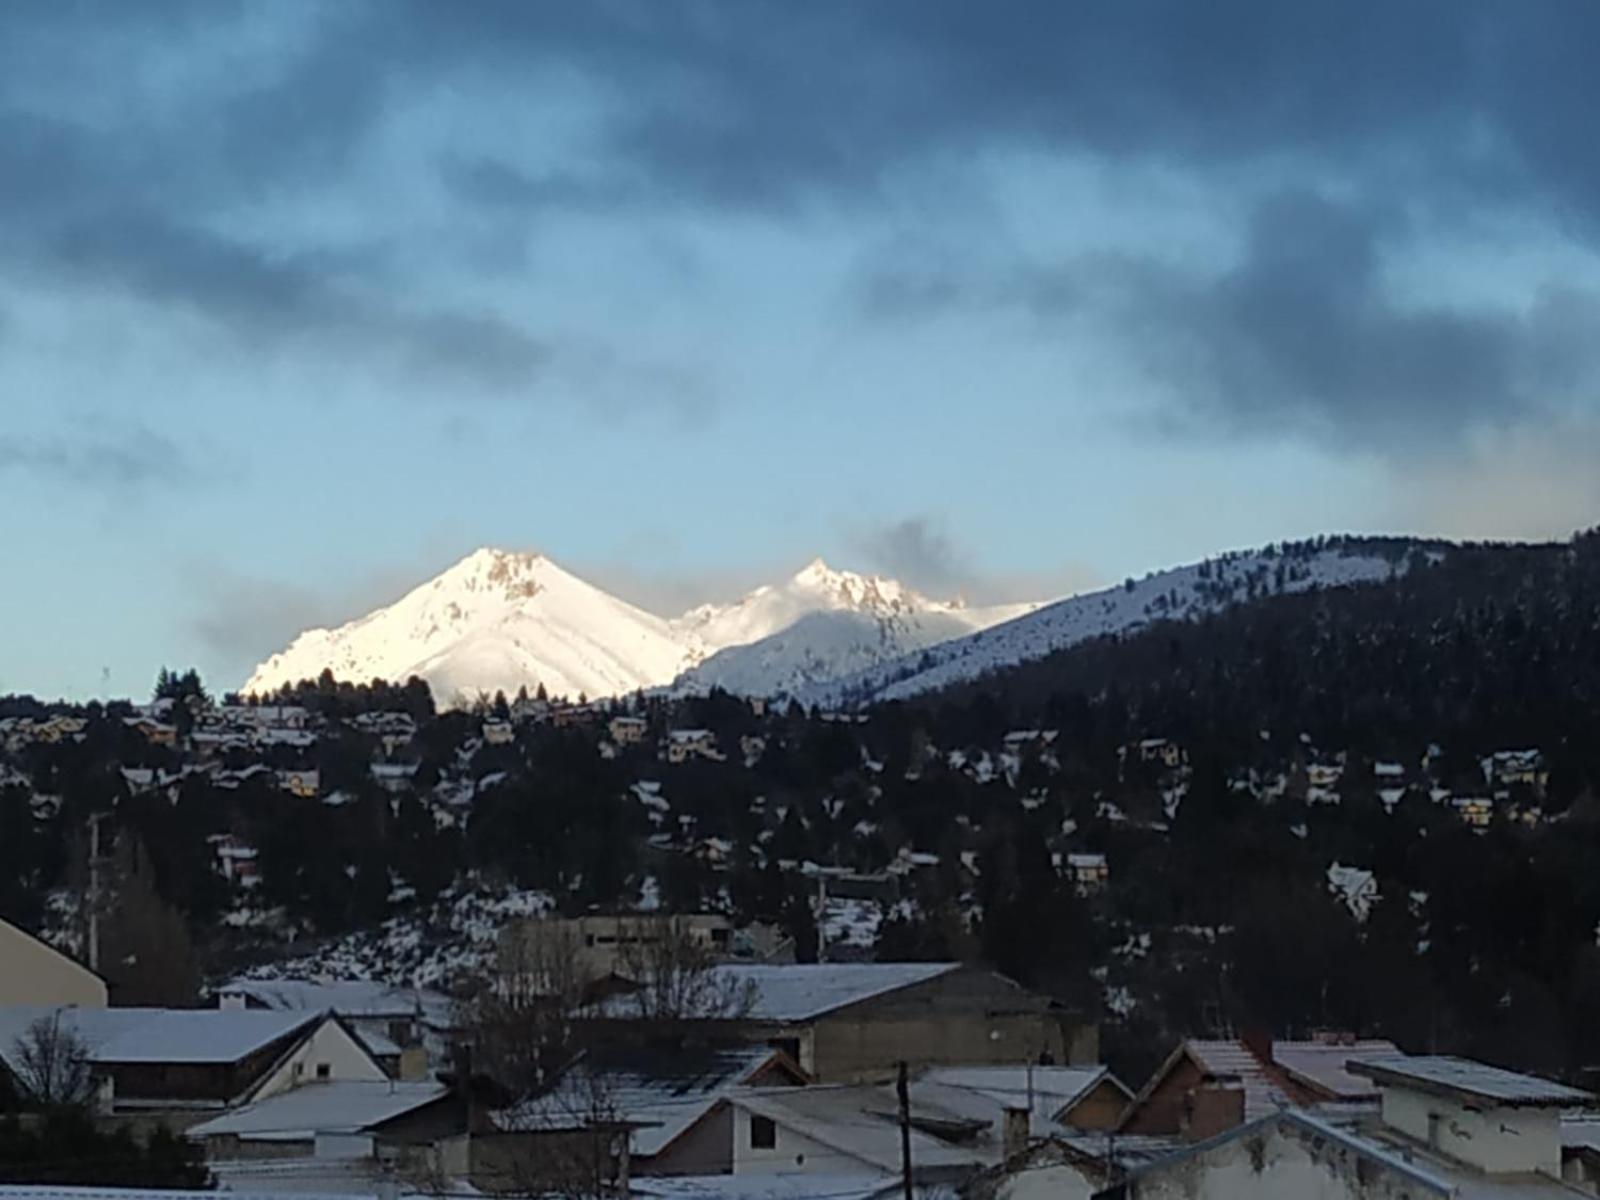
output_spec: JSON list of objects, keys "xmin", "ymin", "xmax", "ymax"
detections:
[
  {"xmin": 1349, "ymin": 1055, "xmax": 1591, "ymax": 1108},
  {"xmin": 1117, "ymin": 1037, "xmax": 1398, "ymax": 1133},
  {"xmin": 187, "ymin": 1080, "xmax": 448, "ymax": 1141},
  {"xmin": 707, "ymin": 962, "xmax": 962, "ymax": 1022}
]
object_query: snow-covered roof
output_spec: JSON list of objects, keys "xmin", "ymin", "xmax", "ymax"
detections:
[
  {"xmin": 188, "ymin": 1080, "xmax": 447, "ymax": 1141},
  {"xmin": 1349, "ymin": 1056, "xmax": 1591, "ymax": 1107},
  {"xmin": 217, "ymin": 978, "xmax": 454, "ymax": 1025},
  {"xmin": 707, "ymin": 962, "xmax": 961, "ymax": 1022},
  {"xmin": 0, "ymin": 1007, "xmax": 317, "ymax": 1069},
  {"xmin": 496, "ymin": 1045, "xmax": 794, "ymax": 1156},
  {"xmin": 1270, "ymin": 1040, "xmax": 1397, "ymax": 1099},
  {"xmin": 912, "ymin": 1066, "xmax": 1122, "ymax": 1128}
]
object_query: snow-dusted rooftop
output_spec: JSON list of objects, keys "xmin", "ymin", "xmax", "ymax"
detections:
[
  {"xmin": 708, "ymin": 962, "xmax": 961, "ymax": 1022},
  {"xmin": 1350, "ymin": 1055, "xmax": 1591, "ymax": 1107},
  {"xmin": 216, "ymin": 978, "xmax": 454, "ymax": 1026},
  {"xmin": 188, "ymin": 1080, "xmax": 448, "ymax": 1141},
  {"xmin": 0, "ymin": 1007, "xmax": 317, "ymax": 1068}
]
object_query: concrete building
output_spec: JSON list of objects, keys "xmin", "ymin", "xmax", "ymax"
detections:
[
  {"xmin": 667, "ymin": 963, "xmax": 1095, "ymax": 1083},
  {"xmin": 0, "ymin": 918, "xmax": 106, "ymax": 1008},
  {"xmin": 501, "ymin": 912, "xmax": 740, "ymax": 981}
]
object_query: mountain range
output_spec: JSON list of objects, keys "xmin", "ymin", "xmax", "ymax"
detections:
[
  {"xmin": 243, "ymin": 540, "xmax": 1407, "ymax": 707},
  {"xmin": 242, "ymin": 549, "xmax": 1034, "ymax": 705}
]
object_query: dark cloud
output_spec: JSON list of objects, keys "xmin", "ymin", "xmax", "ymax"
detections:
[
  {"xmin": 862, "ymin": 190, "xmax": 1600, "ymax": 450},
  {"xmin": 5, "ymin": 1, "xmax": 1600, "ymax": 439},
  {"xmin": 0, "ymin": 426, "xmax": 195, "ymax": 491},
  {"xmin": 856, "ymin": 517, "xmax": 969, "ymax": 596}
]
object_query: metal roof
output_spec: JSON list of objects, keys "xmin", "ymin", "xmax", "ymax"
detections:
[{"xmin": 1348, "ymin": 1056, "xmax": 1591, "ymax": 1107}]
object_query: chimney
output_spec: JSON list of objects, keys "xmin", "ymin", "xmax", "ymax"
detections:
[
  {"xmin": 1002, "ymin": 1105, "xmax": 1031, "ymax": 1162},
  {"xmin": 1241, "ymin": 1027, "xmax": 1274, "ymax": 1067}
]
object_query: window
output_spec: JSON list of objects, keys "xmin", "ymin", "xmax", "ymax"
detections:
[
  {"xmin": 749, "ymin": 1115, "xmax": 777, "ymax": 1150},
  {"xmin": 316, "ymin": 1062, "xmax": 331, "ymax": 1080}
]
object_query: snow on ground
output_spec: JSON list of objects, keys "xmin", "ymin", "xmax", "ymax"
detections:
[
  {"xmin": 234, "ymin": 882, "xmax": 554, "ymax": 988},
  {"xmin": 819, "ymin": 897, "xmax": 883, "ymax": 952}
]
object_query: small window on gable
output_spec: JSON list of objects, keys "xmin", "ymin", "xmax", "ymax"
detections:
[
  {"xmin": 749, "ymin": 1114, "xmax": 776, "ymax": 1150},
  {"xmin": 316, "ymin": 1062, "xmax": 331, "ymax": 1080}
]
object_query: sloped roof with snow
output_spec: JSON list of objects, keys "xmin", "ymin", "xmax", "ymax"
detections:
[
  {"xmin": 503, "ymin": 1045, "xmax": 800, "ymax": 1156},
  {"xmin": 1272, "ymin": 1040, "xmax": 1397, "ymax": 1100},
  {"xmin": 917, "ymin": 1065, "xmax": 1125, "ymax": 1125},
  {"xmin": 0, "ymin": 1007, "xmax": 316, "ymax": 1070},
  {"xmin": 188, "ymin": 1080, "xmax": 448, "ymax": 1141},
  {"xmin": 217, "ymin": 978, "xmax": 455, "ymax": 1026},
  {"xmin": 709, "ymin": 963, "xmax": 962, "ymax": 1022},
  {"xmin": 1349, "ymin": 1056, "xmax": 1591, "ymax": 1107}
]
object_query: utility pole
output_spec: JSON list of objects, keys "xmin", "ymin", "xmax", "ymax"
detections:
[
  {"xmin": 815, "ymin": 875, "xmax": 828, "ymax": 964},
  {"xmin": 85, "ymin": 811, "xmax": 113, "ymax": 973},
  {"xmin": 897, "ymin": 1059, "xmax": 912, "ymax": 1200}
]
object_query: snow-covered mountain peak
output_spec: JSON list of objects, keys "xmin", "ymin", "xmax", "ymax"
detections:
[{"xmin": 244, "ymin": 547, "xmax": 1043, "ymax": 706}]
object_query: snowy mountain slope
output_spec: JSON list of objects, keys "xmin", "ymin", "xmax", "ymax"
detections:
[
  {"xmin": 244, "ymin": 551, "xmax": 1039, "ymax": 705},
  {"xmin": 671, "ymin": 558, "xmax": 1033, "ymax": 657},
  {"xmin": 801, "ymin": 543, "xmax": 1410, "ymax": 707},
  {"xmin": 244, "ymin": 549, "xmax": 694, "ymax": 704},
  {"xmin": 672, "ymin": 562, "xmax": 1037, "ymax": 696}
]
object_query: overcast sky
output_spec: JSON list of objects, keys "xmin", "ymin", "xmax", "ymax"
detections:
[{"xmin": 6, "ymin": 1, "xmax": 1600, "ymax": 699}]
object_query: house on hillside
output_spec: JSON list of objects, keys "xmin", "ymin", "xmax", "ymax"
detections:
[
  {"xmin": 1065, "ymin": 853, "xmax": 1110, "ymax": 895},
  {"xmin": 610, "ymin": 715, "xmax": 649, "ymax": 746},
  {"xmin": 277, "ymin": 768, "xmax": 320, "ymax": 799},
  {"xmin": 482, "ymin": 719, "xmax": 514, "ymax": 746},
  {"xmin": 1117, "ymin": 1034, "xmax": 1399, "ymax": 1141},
  {"xmin": 597, "ymin": 962, "xmax": 1096, "ymax": 1084},
  {"xmin": 664, "ymin": 729, "xmax": 723, "ymax": 764},
  {"xmin": 0, "ymin": 917, "xmax": 106, "ymax": 1007},
  {"xmin": 1111, "ymin": 1055, "xmax": 1594, "ymax": 1199}
]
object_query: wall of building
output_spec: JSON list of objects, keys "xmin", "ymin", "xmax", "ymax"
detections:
[
  {"xmin": 996, "ymin": 1161, "xmax": 1100, "ymax": 1200},
  {"xmin": 1380, "ymin": 1086, "xmax": 1560, "ymax": 1176},
  {"xmin": 1062, "ymin": 1079, "xmax": 1130, "ymax": 1132},
  {"xmin": 252, "ymin": 1019, "xmax": 389, "ymax": 1101},
  {"xmin": 644, "ymin": 1103, "xmax": 734, "ymax": 1176},
  {"xmin": 804, "ymin": 969, "xmax": 1067, "ymax": 1083},
  {"xmin": 0, "ymin": 919, "xmax": 106, "ymax": 1007},
  {"xmin": 728, "ymin": 1106, "xmax": 870, "ymax": 1176},
  {"xmin": 1129, "ymin": 1123, "xmax": 1422, "ymax": 1200}
]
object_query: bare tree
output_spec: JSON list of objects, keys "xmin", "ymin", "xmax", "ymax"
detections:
[
  {"xmin": 10, "ymin": 1012, "xmax": 95, "ymax": 1108},
  {"xmin": 485, "ymin": 1064, "xmax": 630, "ymax": 1199},
  {"xmin": 614, "ymin": 916, "xmax": 757, "ymax": 1023},
  {"xmin": 469, "ymin": 919, "xmax": 595, "ymax": 1095}
]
